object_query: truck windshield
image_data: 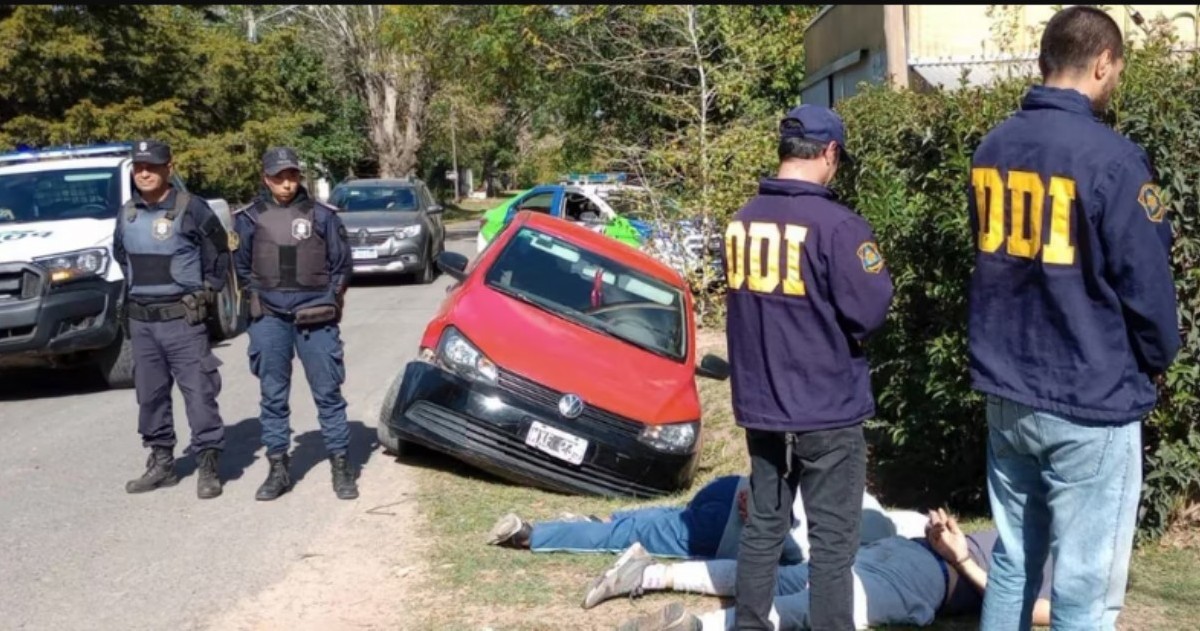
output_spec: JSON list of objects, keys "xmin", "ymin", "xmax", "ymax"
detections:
[
  {"xmin": 484, "ymin": 226, "xmax": 687, "ymax": 362},
  {"xmin": 0, "ymin": 167, "xmax": 122, "ymax": 224}
]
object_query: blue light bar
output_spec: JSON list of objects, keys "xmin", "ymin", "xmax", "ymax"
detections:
[
  {"xmin": 559, "ymin": 172, "xmax": 628, "ymax": 184},
  {"xmin": 0, "ymin": 142, "xmax": 134, "ymax": 165}
]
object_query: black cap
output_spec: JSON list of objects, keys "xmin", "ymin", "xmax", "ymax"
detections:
[
  {"xmin": 132, "ymin": 140, "xmax": 171, "ymax": 165},
  {"xmin": 262, "ymin": 146, "xmax": 302, "ymax": 176}
]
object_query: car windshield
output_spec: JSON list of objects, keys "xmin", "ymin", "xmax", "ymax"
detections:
[
  {"xmin": 330, "ymin": 186, "xmax": 419, "ymax": 212},
  {"xmin": 484, "ymin": 226, "xmax": 687, "ymax": 361},
  {"xmin": 0, "ymin": 167, "xmax": 122, "ymax": 224}
]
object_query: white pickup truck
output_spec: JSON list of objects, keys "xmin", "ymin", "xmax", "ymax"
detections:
[{"xmin": 0, "ymin": 144, "xmax": 246, "ymax": 388}]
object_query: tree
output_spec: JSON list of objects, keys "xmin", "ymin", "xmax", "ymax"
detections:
[{"xmin": 299, "ymin": 5, "xmax": 460, "ymax": 178}]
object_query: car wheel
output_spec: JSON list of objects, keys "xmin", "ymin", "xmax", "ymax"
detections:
[
  {"xmin": 209, "ymin": 269, "xmax": 241, "ymax": 341},
  {"xmin": 377, "ymin": 370, "xmax": 409, "ymax": 456},
  {"xmin": 96, "ymin": 333, "xmax": 135, "ymax": 389},
  {"xmin": 416, "ymin": 244, "xmax": 436, "ymax": 285}
]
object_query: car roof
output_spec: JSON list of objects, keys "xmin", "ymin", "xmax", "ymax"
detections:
[{"xmin": 510, "ymin": 211, "xmax": 687, "ymax": 289}]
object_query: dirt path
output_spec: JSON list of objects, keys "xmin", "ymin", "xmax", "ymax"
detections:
[{"xmin": 204, "ymin": 455, "xmax": 430, "ymax": 631}]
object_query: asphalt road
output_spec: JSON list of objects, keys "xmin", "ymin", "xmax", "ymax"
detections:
[{"xmin": 0, "ymin": 227, "xmax": 478, "ymax": 631}]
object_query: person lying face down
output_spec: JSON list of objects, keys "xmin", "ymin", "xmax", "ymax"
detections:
[{"xmin": 486, "ymin": 474, "xmax": 930, "ymax": 565}]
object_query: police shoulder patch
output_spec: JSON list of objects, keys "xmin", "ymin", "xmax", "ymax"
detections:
[
  {"xmin": 857, "ymin": 241, "xmax": 885, "ymax": 274},
  {"xmin": 227, "ymin": 229, "xmax": 240, "ymax": 251},
  {"xmin": 1138, "ymin": 182, "xmax": 1166, "ymax": 223}
]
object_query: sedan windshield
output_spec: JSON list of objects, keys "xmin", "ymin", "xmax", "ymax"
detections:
[
  {"xmin": 0, "ymin": 167, "xmax": 121, "ymax": 224},
  {"xmin": 330, "ymin": 186, "xmax": 419, "ymax": 212},
  {"xmin": 484, "ymin": 226, "xmax": 687, "ymax": 361}
]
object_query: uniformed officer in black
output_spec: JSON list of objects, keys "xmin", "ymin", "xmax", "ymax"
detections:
[
  {"xmin": 233, "ymin": 147, "xmax": 357, "ymax": 501},
  {"xmin": 113, "ymin": 139, "xmax": 231, "ymax": 500}
]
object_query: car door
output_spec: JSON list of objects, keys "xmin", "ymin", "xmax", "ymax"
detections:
[
  {"xmin": 417, "ymin": 183, "xmax": 444, "ymax": 246},
  {"xmin": 503, "ymin": 186, "xmax": 563, "ymax": 224}
]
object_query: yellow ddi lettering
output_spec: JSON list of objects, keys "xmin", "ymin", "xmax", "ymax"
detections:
[
  {"xmin": 724, "ymin": 221, "xmax": 809, "ymax": 296},
  {"xmin": 971, "ymin": 167, "xmax": 1077, "ymax": 265}
]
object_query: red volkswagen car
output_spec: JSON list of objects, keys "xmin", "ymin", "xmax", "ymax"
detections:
[{"xmin": 378, "ymin": 211, "xmax": 729, "ymax": 498}]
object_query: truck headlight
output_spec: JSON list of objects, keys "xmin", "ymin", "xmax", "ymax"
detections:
[
  {"xmin": 394, "ymin": 225, "xmax": 422, "ymax": 239},
  {"xmin": 639, "ymin": 421, "xmax": 699, "ymax": 454},
  {"xmin": 437, "ymin": 326, "xmax": 498, "ymax": 383},
  {"xmin": 33, "ymin": 247, "xmax": 110, "ymax": 284}
]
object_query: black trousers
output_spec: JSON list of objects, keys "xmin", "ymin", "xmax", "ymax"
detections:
[
  {"xmin": 130, "ymin": 317, "xmax": 226, "ymax": 453},
  {"xmin": 734, "ymin": 425, "xmax": 866, "ymax": 630}
]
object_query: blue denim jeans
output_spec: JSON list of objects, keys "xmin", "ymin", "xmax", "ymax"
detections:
[
  {"xmin": 530, "ymin": 475, "xmax": 738, "ymax": 558},
  {"xmin": 981, "ymin": 395, "xmax": 1142, "ymax": 631},
  {"xmin": 247, "ymin": 315, "xmax": 350, "ymax": 456}
]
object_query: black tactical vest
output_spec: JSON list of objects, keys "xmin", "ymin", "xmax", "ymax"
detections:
[
  {"xmin": 250, "ymin": 199, "xmax": 329, "ymax": 291},
  {"xmin": 119, "ymin": 190, "xmax": 203, "ymax": 298}
]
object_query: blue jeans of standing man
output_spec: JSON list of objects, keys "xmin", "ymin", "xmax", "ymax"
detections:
[
  {"xmin": 981, "ymin": 395, "xmax": 1142, "ymax": 631},
  {"xmin": 248, "ymin": 315, "xmax": 350, "ymax": 456}
]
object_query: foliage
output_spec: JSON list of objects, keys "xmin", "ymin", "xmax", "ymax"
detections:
[
  {"xmin": 0, "ymin": 5, "xmax": 367, "ymax": 201},
  {"xmin": 834, "ymin": 34, "xmax": 1199, "ymax": 540}
]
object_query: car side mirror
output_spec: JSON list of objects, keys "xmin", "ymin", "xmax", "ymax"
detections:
[
  {"xmin": 428, "ymin": 204, "xmax": 444, "ymax": 214},
  {"xmin": 695, "ymin": 354, "xmax": 730, "ymax": 381},
  {"xmin": 436, "ymin": 251, "xmax": 470, "ymax": 282}
]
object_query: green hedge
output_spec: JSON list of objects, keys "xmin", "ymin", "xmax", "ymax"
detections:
[{"xmin": 835, "ymin": 41, "xmax": 1199, "ymax": 541}]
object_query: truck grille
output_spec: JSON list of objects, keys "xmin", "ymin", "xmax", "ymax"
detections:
[
  {"xmin": 350, "ymin": 230, "xmax": 392, "ymax": 246},
  {"xmin": 0, "ymin": 266, "xmax": 43, "ymax": 301}
]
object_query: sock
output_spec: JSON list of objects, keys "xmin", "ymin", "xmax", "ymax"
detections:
[
  {"xmin": 698, "ymin": 609, "xmax": 730, "ymax": 631},
  {"xmin": 641, "ymin": 564, "xmax": 669, "ymax": 590},
  {"xmin": 670, "ymin": 560, "xmax": 730, "ymax": 595}
]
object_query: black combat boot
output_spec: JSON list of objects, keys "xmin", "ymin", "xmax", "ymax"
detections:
[
  {"xmin": 196, "ymin": 449, "xmax": 222, "ymax": 499},
  {"xmin": 125, "ymin": 446, "xmax": 179, "ymax": 494},
  {"xmin": 330, "ymin": 453, "xmax": 359, "ymax": 500},
  {"xmin": 255, "ymin": 453, "xmax": 292, "ymax": 501}
]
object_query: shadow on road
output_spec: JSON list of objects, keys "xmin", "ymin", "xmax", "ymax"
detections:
[
  {"xmin": 383, "ymin": 438, "xmax": 525, "ymax": 491},
  {"xmin": 176, "ymin": 416, "xmax": 264, "ymax": 483},
  {"xmin": 0, "ymin": 367, "xmax": 108, "ymax": 401},
  {"xmin": 289, "ymin": 419, "xmax": 376, "ymax": 484},
  {"xmin": 173, "ymin": 418, "xmax": 376, "ymax": 487}
]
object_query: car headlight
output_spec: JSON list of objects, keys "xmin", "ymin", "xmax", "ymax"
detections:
[
  {"xmin": 639, "ymin": 421, "xmax": 699, "ymax": 454},
  {"xmin": 394, "ymin": 224, "xmax": 422, "ymax": 239},
  {"xmin": 437, "ymin": 327, "xmax": 498, "ymax": 383},
  {"xmin": 33, "ymin": 247, "xmax": 110, "ymax": 284}
]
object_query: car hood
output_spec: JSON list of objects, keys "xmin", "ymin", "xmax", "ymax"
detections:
[
  {"xmin": 0, "ymin": 218, "xmax": 113, "ymax": 263},
  {"xmin": 337, "ymin": 212, "xmax": 421, "ymax": 231},
  {"xmin": 451, "ymin": 285, "xmax": 699, "ymax": 425}
]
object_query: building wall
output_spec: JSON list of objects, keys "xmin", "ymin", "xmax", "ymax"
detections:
[
  {"xmin": 800, "ymin": 4, "xmax": 1200, "ymax": 104},
  {"xmin": 908, "ymin": 4, "xmax": 1200, "ymax": 61},
  {"xmin": 804, "ymin": 5, "xmax": 887, "ymax": 75}
]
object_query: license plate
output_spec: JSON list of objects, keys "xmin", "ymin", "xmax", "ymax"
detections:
[
  {"xmin": 525, "ymin": 421, "xmax": 588, "ymax": 465},
  {"xmin": 352, "ymin": 247, "xmax": 378, "ymax": 260}
]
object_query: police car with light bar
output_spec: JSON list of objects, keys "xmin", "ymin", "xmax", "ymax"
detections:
[{"xmin": 0, "ymin": 143, "xmax": 243, "ymax": 388}]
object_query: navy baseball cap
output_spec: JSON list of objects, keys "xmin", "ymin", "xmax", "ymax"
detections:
[
  {"xmin": 262, "ymin": 146, "xmax": 302, "ymax": 176},
  {"xmin": 132, "ymin": 140, "xmax": 171, "ymax": 165},
  {"xmin": 779, "ymin": 104, "xmax": 854, "ymax": 165}
]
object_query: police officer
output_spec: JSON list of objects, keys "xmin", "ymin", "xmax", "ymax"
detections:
[
  {"xmin": 114, "ymin": 139, "xmax": 231, "ymax": 500},
  {"xmin": 968, "ymin": 8, "xmax": 1180, "ymax": 630},
  {"xmin": 723, "ymin": 106, "xmax": 894, "ymax": 630},
  {"xmin": 233, "ymin": 147, "xmax": 357, "ymax": 501}
]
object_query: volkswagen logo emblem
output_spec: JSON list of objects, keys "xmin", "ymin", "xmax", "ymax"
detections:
[{"xmin": 558, "ymin": 394, "xmax": 585, "ymax": 419}]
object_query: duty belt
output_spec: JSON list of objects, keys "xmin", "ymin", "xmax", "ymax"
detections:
[{"xmin": 127, "ymin": 301, "xmax": 188, "ymax": 322}]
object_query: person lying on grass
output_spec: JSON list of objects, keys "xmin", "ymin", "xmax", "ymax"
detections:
[
  {"xmin": 486, "ymin": 474, "xmax": 930, "ymax": 564},
  {"xmin": 586, "ymin": 508, "xmax": 1053, "ymax": 631}
]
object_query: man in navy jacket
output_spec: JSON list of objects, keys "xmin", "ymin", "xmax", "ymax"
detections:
[
  {"xmin": 723, "ymin": 104, "xmax": 894, "ymax": 630},
  {"xmin": 967, "ymin": 7, "xmax": 1180, "ymax": 630}
]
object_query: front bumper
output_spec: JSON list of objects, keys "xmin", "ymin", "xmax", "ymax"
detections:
[
  {"xmin": 384, "ymin": 361, "xmax": 699, "ymax": 498},
  {"xmin": 0, "ymin": 262, "xmax": 122, "ymax": 365},
  {"xmin": 350, "ymin": 235, "xmax": 429, "ymax": 274}
]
